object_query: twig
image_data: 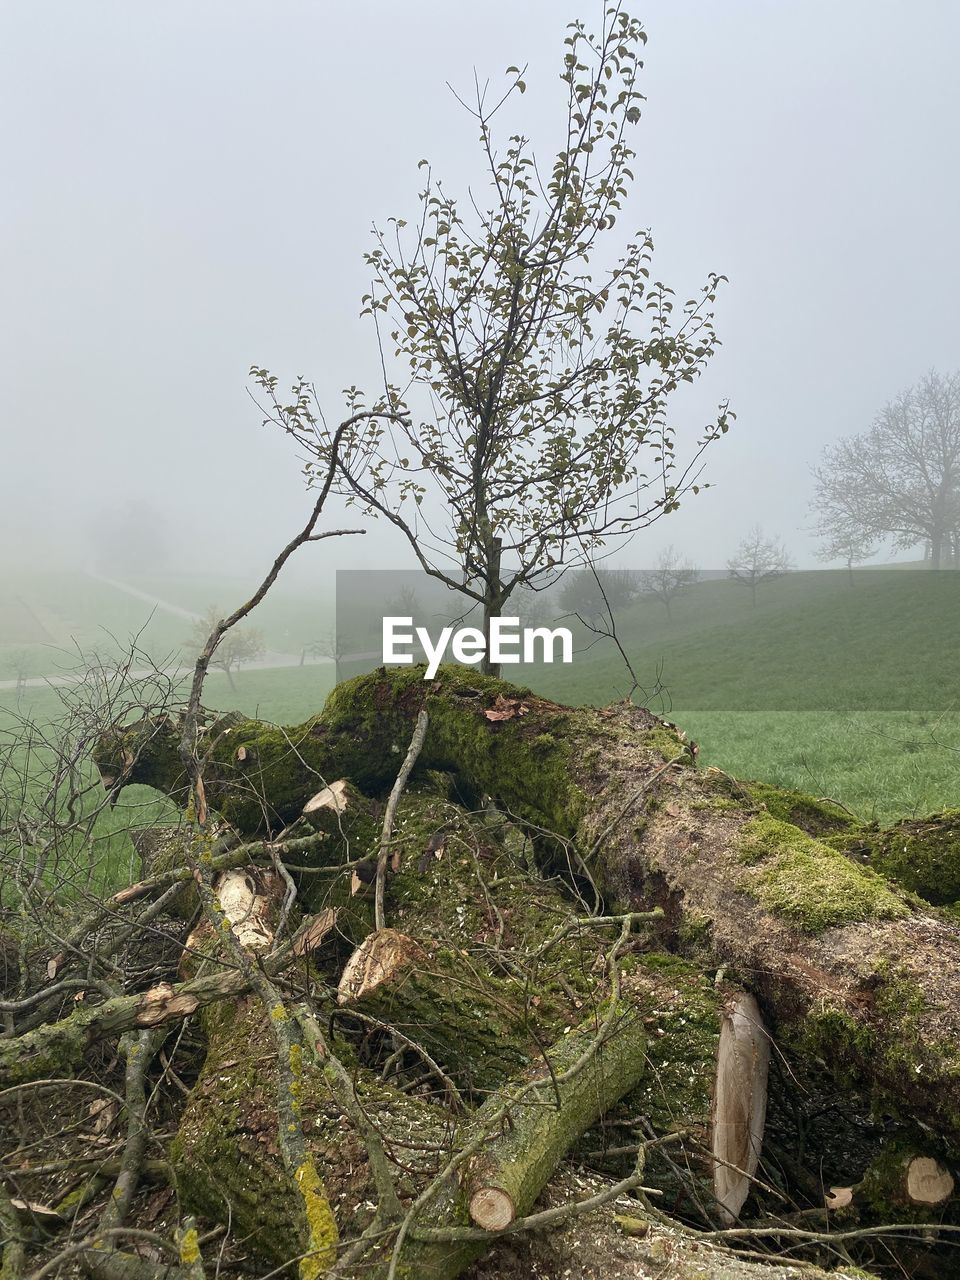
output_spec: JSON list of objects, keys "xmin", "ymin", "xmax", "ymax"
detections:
[{"xmin": 375, "ymin": 710, "xmax": 429, "ymax": 931}]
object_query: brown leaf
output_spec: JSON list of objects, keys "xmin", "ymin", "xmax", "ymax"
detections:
[
  {"xmin": 483, "ymin": 695, "xmax": 530, "ymax": 722},
  {"xmin": 142, "ymin": 1187, "xmax": 174, "ymax": 1224},
  {"xmin": 89, "ymin": 1098, "xmax": 119, "ymax": 1135}
]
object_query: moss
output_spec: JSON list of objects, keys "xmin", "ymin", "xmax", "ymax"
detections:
[
  {"xmin": 794, "ymin": 1003, "xmax": 876, "ymax": 1079},
  {"xmin": 294, "ymin": 1159, "xmax": 338, "ymax": 1279},
  {"xmin": 828, "ymin": 812, "xmax": 960, "ymax": 905},
  {"xmin": 640, "ymin": 725, "xmax": 693, "ymax": 763},
  {"xmin": 627, "ymin": 954, "xmax": 720, "ymax": 1128},
  {"xmin": 676, "ymin": 909, "xmax": 714, "ymax": 954},
  {"xmin": 690, "ymin": 793, "xmax": 741, "ymax": 814},
  {"xmin": 738, "ymin": 814, "xmax": 908, "ymax": 932},
  {"xmin": 742, "ymin": 780, "xmax": 857, "ymax": 835},
  {"xmin": 93, "ymin": 715, "xmax": 187, "ymax": 800}
]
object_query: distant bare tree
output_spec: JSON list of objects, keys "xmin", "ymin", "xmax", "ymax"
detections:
[
  {"xmin": 813, "ymin": 522, "xmax": 876, "ymax": 584},
  {"xmin": 812, "ymin": 370, "xmax": 960, "ymax": 569},
  {"xmin": 727, "ymin": 526, "xmax": 793, "ymax": 605},
  {"xmin": 189, "ymin": 607, "xmax": 265, "ymax": 690},
  {"xmin": 558, "ymin": 567, "xmax": 642, "ymax": 623},
  {"xmin": 303, "ymin": 627, "xmax": 357, "ymax": 666},
  {"xmin": 638, "ymin": 545, "xmax": 700, "ymax": 619}
]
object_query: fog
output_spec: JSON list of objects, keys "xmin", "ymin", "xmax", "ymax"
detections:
[{"xmin": 2, "ymin": 0, "xmax": 958, "ymax": 584}]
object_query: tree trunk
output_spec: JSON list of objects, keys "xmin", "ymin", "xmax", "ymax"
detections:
[
  {"xmin": 480, "ymin": 535, "xmax": 503, "ymax": 677},
  {"xmin": 931, "ymin": 529, "xmax": 943, "ymax": 569}
]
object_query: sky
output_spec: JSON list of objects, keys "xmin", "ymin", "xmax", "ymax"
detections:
[{"xmin": 2, "ymin": 0, "xmax": 958, "ymax": 582}]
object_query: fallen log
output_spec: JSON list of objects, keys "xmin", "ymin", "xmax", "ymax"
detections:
[
  {"xmin": 100, "ymin": 667, "xmax": 960, "ymax": 1163},
  {"xmin": 172, "ymin": 944, "xmax": 653, "ymax": 1280},
  {"xmin": 826, "ymin": 810, "xmax": 960, "ymax": 905}
]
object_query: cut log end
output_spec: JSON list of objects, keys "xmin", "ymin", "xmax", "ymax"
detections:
[
  {"xmin": 906, "ymin": 1156, "xmax": 955, "ymax": 1206},
  {"xmin": 303, "ymin": 779, "xmax": 351, "ymax": 819},
  {"xmin": 336, "ymin": 928, "xmax": 426, "ymax": 1006},
  {"xmin": 469, "ymin": 1186, "xmax": 516, "ymax": 1232}
]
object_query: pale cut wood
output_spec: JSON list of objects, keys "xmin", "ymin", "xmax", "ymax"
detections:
[
  {"xmin": 711, "ymin": 990, "xmax": 770, "ymax": 1224},
  {"xmin": 303, "ymin": 778, "xmax": 350, "ymax": 820},
  {"xmin": 906, "ymin": 1156, "xmax": 954, "ymax": 1206},
  {"xmin": 337, "ymin": 928, "xmax": 426, "ymax": 1005},
  {"xmin": 185, "ymin": 868, "xmax": 278, "ymax": 955},
  {"xmin": 291, "ymin": 909, "xmax": 338, "ymax": 956},
  {"xmin": 468, "ymin": 1186, "xmax": 516, "ymax": 1231}
]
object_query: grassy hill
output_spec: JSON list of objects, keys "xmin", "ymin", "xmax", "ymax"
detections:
[
  {"xmin": 0, "ymin": 568, "xmax": 335, "ymax": 680},
  {"xmin": 521, "ymin": 568, "xmax": 960, "ymax": 712},
  {"xmin": 2, "ymin": 566, "xmax": 958, "ymax": 826}
]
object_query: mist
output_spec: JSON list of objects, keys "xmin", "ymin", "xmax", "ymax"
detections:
[{"xmin": 2, "ymin": 0, "xmax": 958, "ymax": 583}]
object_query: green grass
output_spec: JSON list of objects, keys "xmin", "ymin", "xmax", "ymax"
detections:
[
  {"xmin": 0, "ymin": 568, "xmax": 337, "ymax": 679},
  {"xmin": 3, "ymin": 566, "xmax": 959, "ymax": 885},
  {"xmin": 677, "ymin": 710, "xmax": 960, "ymax": 823},
  {"xmin": 0, "ymin": 663, "xmax": 337, "ymax": 901},
  {"xmin": 521, "ymin": 569, "xmax": 960, "ymax": 712}
]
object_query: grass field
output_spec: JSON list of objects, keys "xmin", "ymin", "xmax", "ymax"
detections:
[
  {"xmin": 0, "ymin": 567, "xmax": 335, "ymax": 680},
  {"xmin": 2, "ymin": 566, "xmax": 959, "ymax": 839}
]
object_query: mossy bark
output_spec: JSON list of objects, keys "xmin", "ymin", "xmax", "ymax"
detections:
[
  {"xmin": 111, "ymin": 667, "xmax": 960, "ymax": 1160},
  {"xmin": 172, "ymin": 975, "xmax": 650, "ymax": 1280},
  {"xmin": 395, "ymin": 997, "xmax": 649, "ymax": 1280},
  {"xmin": 826, "ymin": 811, "xmax": 960, "ymax": 905}
]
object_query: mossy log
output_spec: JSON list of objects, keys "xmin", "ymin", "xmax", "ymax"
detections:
[
  {"xmin": 172, "ymin": 958, "xmax": 651, "ymax": 1280},
  {"xmin": 826, "ymin": 811, "xmax": 960, "ymax": 905},
  {"xmin": 300, "ymin": 779, "xmax": 379, "ymax": 862},
  {"xmin": 334, "ymin": 927, "xmax": 532, "ymax": 1101},
  {"xmin": 0, "ymin": 966, "xmax": 254, "ymax": 1087},
  {"xmin": 100, "ymin": 667, "xmax": 960, "ymax": 1163},
  {"xmin": 735, "ymin": 781, "xmax": 960, "ymax": 906},
  {"xmin": 165, "ymin": 787, "xmax": 752, "ymax": 1276},
  {"xmin": 399, "ymin": 995, "xmax": 650, "ymax": 1280},
  {"xmin": 857, "ymin": 1145, "xmax": 956, "ymax": 1216}
]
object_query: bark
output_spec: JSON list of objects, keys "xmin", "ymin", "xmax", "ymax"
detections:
[
  {"xmin": 334, "ymin": 926, "xmax": 544, "ymax": 1101},
  {"xmin": 171, "ymin": 975, "xmax": 652, "ymax": 1280},
  {"xmin": 398, "ymin": 998, "xmax": 649, "ymax": 1280},
  {"xmin": 827, "ymin": 811, "xmax": 960, "ymax": 904},
  {"xmin": 165, "ymin": 786, "xmax": 738, "ymax": 1276}
]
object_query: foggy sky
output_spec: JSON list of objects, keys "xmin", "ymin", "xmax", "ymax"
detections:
[{"xmin": 2, "ymin": 0, "xmax": 958, "ymax": 583}]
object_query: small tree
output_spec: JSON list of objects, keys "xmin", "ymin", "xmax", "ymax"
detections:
[
  {"xmin": 813, "ymin": 524, "xmax": 876, "ymax": 584},
  {"xmin": 255, "ymin": 7, "xmax": 729, "ymax": 674},
  {"xmin": 189, "ymin": 608, "xmax": 265, "ymax": 690},
  {"xmin": 727, "ymin": 526, "xmax": 792, "ymax": 606},
  {"xmin": 1, "ymin": 647, "xmax": 33, "ymax": 701},
  {"xmin": 638, "ymin": 544, "xmax": 700, "ymax": 618}
]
